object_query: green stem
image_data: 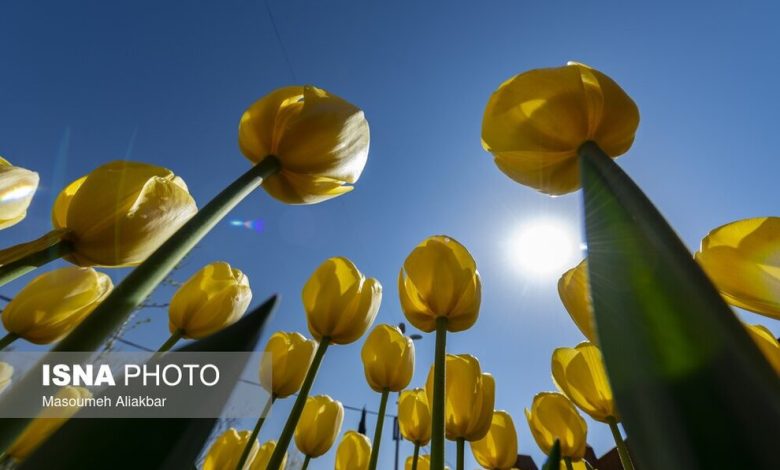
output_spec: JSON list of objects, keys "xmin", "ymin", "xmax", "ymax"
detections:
[
  {"xmin": 157, "ymin": 329, "xmax": 184, "ymax": 353},
  {"xmin": 431, "ymin": 316, "xmax": 448, "ymax": 470},
  {"xmin": 266, "ymin": 337, "xmax": 331, "ymax": 470},
  {"xmin": 607, "ymin": 417, "xmax": 634, "ymax": 470},
  {"xmin": 367, "ymin": 389, "xmax": 389, "ymax": 470},
  {"xmin": 583, "ymin": 459, "xmax": 597, "ymax": 470},
  {"xmin": 0, "ymin": 234, "xmax": 72, "ymax": 288},
  {"xmin": 235, "ymin": 396, "xmax": 275, "ymax": 470},
  {"xmin": 300, "ymin": 455, "xmax": 311, "ymax": 470},
  {"xmin": 411, "ymin": 443, "xmax": 420, "ymax": 470},
  {"xmin": 456, "ymin": 438, "xmax": 464, "ymax": 470},
  {"xmin": 564, "ymin": 456, "xmax": 575, "ymax": 470},
  {"xmin": 0, "ymin": 333, "xmax": 18, "ymax": 351}
]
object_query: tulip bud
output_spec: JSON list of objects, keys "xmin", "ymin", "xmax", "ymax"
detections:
[
  {"xmin": 398, "ymin": 388, "xmax": 432, "ymax": 445},
  {"xmin": 405, "ymin": 454, "xmax": 450, "ymax": 470},
  {"xmin": 525, "ymin": 392, "xmax": 587, "ymax": 460},
  {"xmin": 551, "ymin": 342, "xmax": 617, "ymax": 422},
  {"xmin": 294, "ymin": 395, "xmax": 344, "ymax": 458},
  {"xmin": 745, "ymin": 324, "xmax": 780, "ymax": 375},
  {"xmin": 399, "ymin": 235, "xmax": 481, "ymax": 333},
  {"xmin": 558, "ymin": 259, "xmax": 596, "ymax": 343},
  {"xmin": 0, "ymin": 361, "xmax": 13, "ymax": 392},
  {"xmin": 361, "ymin": 324, "xmax": 415, "ymax": 392},
  {"xmin": 51, "ymin": 160, "xmax": 197, "ymax": 267},
  {"xmin": 303, "ymin": 257, "xmax": 382, "ymax": 345},
  {"xmin": 259, "ymin": 331, "xmax": 317, "ymax": 398},
  {"xmin": 695, "ymin": 217, "xmax": 780, "ymax": 319},
  {"xmin": 2, "ymin": 266, "xmax": 112, "ymax": 344},
  {"xmin": 7, "ymin": 386, "xmax": 91, "ymax": 461},
  {"xmin": 203, "ymin": 428, "xmax": 258, "ymax": 470},
  {"xmin": 238, "ymin": 85, "xmax": 370, "ymax": 204},
  {"xmin": 0, "ymin": 157, "xmax": 39, "ymax": 230},
  {"xmin": 470, "ymin": 410, "xmax": 518, "ymax": 470},
  {"xmin": 425, "ymin": 354, "xmax": 494, "ymax": 441},
  {"xmin": 250, "ymin": 440, "xmax": 286, "ymax": 470},
  {"xmin": 335, "ymin": 430, "xmax": 372, "ymax": 470},
  {"xmin": 168, "ymin": 262, "xmax": 252, "ymax": 339},
  {"xmin": 482, "ymin": 62, "xmax": 640, "ymax": 195}
]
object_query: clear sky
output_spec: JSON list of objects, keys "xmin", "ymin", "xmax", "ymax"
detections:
[{"xmin": 2, "ymin": 1, "xmax": 779, "ymax": 468}]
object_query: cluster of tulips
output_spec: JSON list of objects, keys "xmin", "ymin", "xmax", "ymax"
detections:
[{"xmin": 0, "ymin": 59, "xmax": 777, "ymax": 470}]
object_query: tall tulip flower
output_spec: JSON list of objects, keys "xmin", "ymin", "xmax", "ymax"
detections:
[
  {"xmin": 335, "ymin": 430, "xmax": 372, "ymax": 470},
  {"xmin": 525, "ymin": 392, "xmax": 587, "ymax": 466},
  {"xmin": 6, "ymin": 386, "xmax": 91, "ymax": 462},
  {"xmin": 1, "ymin": 266, "xmax": 112, "ymax": 348},
  {"xmin": 250, "ymin": 440, "xmax": 286, "ymax": 470},
  {"xmin": 398, "ymin": 387, "xmax": 432, "ymax": 468},
  {"xmin": 425, "ymin": 354, "xmax": 494, "ymax": 470},
  {"xmin": 203, "ymin": 428, "xmax": 258, "ymax": 470},
  {"xmin": 267, "ymin": 257, "xmax": 380, "ymax": 469},
  {"xmin": 695, "ymin": 217, "xmax": 780, "ymax": 319},
  {"xmin": 361, "ymin": 324, "xmax": 414, "ymax": 470},
  {"xmin": 163, "ymin": 261, "xmax": 252, "ymax": 351},
  {"xmin": 558, "ymin": 260, "xmax": 596, "ymax": 343},
  {"xmin": 406, "ymin": 454, "xmax": 450, "ymax": 470},
  {"xmin": 0, "ymin": 157, "xmax": 39, "ymax": 230},
  {"xmin": 294, "ymin": 395, "xmax": 344, "ymax": 469},
  {"xmin": 552, "ymin": 343, "xmax": 632, "ymax": 469},
  {"xmin": 481, "ymin": 62, "xmax": 639, "ymax": 195},
  {"xmin": 0, "ymin": 362, "xmax": 13, "ymax": 393},
  {"xmin": 470, "ymin": 411, "xmax": 518, "ymax": 470},
  {"xmin": 399, "ymin": 235, "xmax": 481, "ymax": 469}
]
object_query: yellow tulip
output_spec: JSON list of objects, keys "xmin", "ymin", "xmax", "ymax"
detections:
[
  {"xmin": 238, "ymin": 85, "xmax": 370, "ymax": 205},
  {"xmin": 481, "ymin": 62, "xmax": 640, "ymax": 195},
  {"xmin": 52, "ymin": 160, "xmax": 197, "ymax": 267},
  {"xmin": 525, "ymin": 392, "xmax": 587, "ymax": 459},
  {"xmin": 2, "ymin": 266, "xmax": 112, "ymax": 344},
  {"xmin": 203, "ymin": 428, "xmax": 258, "ymax": 470},
  {"xmin": 361, "ymin": 324, "xmax": 415, "ymax": 392},
  {"xmin": 294, "ymin": 395, "xmax": 344, "ymax": 458},
  {"xmin": 303, "ymin": 257, "xmax": 382, "ymax": 345},
  {"xmin": 398, "ymin": 388, "xmax": 432, "ymax": 445},
  {"xmin": 260, "ymin": 331, "xmax": 317, "ymax": 398},
  {"xmin": 426, "ymin": 354, "xmax": 494, "ymax": 441},
  {"xmin": 7, "ymin": 386, "xmax": 91, "ymax": 461},
  {"xmin": 399, "ymin": 235, "xmax": 481, "ymax": 333},
  {"xmin": 167, "ymin": 261, "xmax": 252, "ymax": 339},
  {"xmin": 558, "ymin": 260, "xmax": 596, "ymax": 343},
  {"xmin": 695, "ymin": 217, "xmax": 780, "ymax": 319},
  {"xmin": 405, "ymin": 454, "xmax": 450, "ymax": 470},
  {"xmin": 746, "ymin": 324, "xmax": 780, "ymax": 374},
  {"xmin": 552, "ymin": 342, "xmax": 617, "ymax": 422},
  {"xmin": 0, "ymin": 157, "xmax": 39, "ymax": 230},
  {"xmin": 335, "ymin": 430, "xmax": 372, "ymax": 470},
  {"xmin": 250, "ymin": 440, "xmax": 286, "ymax": 470},
  {"xmin": 0, "ymin": 361, "xmax": 13, "ymax": 392},
  {"xmin": 470, "ymin": 410, "xmax": 518, "ymax": 470},
  {"xmin": 559, "ymin": 461, "xmax": 587, "ymax": 470}
]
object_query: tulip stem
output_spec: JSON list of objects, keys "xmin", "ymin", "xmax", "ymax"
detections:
[
  {"xmin": 0, "ymin": 333, "xmax": 18, "ymax": 351},
  {"xmin": 368, "ymin": 389, "xmax": 389, "ymax": 470},
  {"xmin": 0, "ymin": 233, "xmax": 73, "ymax": 288},
  {"xmin": 411, "ymin": 443, "xmax": 420, "ymax": 470},
  {"xmin": 431, "ymin": 316, "xmax": 448, "ymax": 470},
  {"xmin": 564, "ymin": 457, "xmax": 575, "ymax": 470},
  {"xmin": 301, "ymin": 455, "xmax": 311, "ymax": 470},
  {"xmin": 235, "ymin": 395, "xmax": 276, "ymax": 470},
  {"xmin": 456, "ymin": 438, "xmax": 464, "ymax": 470},
  {"xmin": 157, "ymin": 329, "xmax": 184, "ymax": 353},
  {"xmin": 607, "ymin": 417, "xmax": 634, "ymax": 470},
  {"xmin": 267, "ymin": 337, "xmax": 331, "ymax": 470}
]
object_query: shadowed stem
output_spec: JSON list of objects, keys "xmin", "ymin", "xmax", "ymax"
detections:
[
  {"xmin": 431, "ymin": 316, "xmax": 448, "ymax": 470},
  {"xmin": 607, "ymin": 417, "xmax": 634, "ymax": 470},
  {"xmin": 564, "ymin": 457, "xmax": 575, "ymax": 470},
  {"xmin": 301, "ymin": 455, "xmax": 311, "ymax": 470},
  {"xmin": 368, "ymin": 389, "xmax": 389, "ymax": 470},
  {"xmin": 456, "ymin": 438, "xmax": 464, "ymax": 470},
  {"xmin": 266, "ymin": 337, "xmax": 331, "ymax": 469},
  {"xmin": 0, "ymin": 234, "xmax": 72, "ymax": 288},
  {"xmin": 0, "ymin": 333, "xmax": 18, "ymax": 351},
  {"xmin": 235, "ymin": 396, "xmax": 276, "ymax": 470},
  {"xmin": 411, "ymin": 443, "xmax": 420, "ymax": 470},
  {"xmin": 157, "ymin": 329, "xmax": 184, "ymax": 353}
]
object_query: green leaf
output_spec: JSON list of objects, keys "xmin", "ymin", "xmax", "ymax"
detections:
[
  {"xmin": 541, "ymin": 440, "xmax": 561, "ymax": 470},
  {"xmin": 17, "ymin": 295, "xmax": 278, "ymax": 470},
  {"xmin": 579, "ymin": 141, "xmax": 780, "ymax": 468}
]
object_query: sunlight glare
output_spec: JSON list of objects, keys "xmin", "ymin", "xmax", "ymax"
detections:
[{"xmin": 507, "ymin": 220, "xmax": 580, "ymax": 276}]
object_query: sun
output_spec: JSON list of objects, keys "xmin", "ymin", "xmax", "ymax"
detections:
[{"xmin": 506, "ymin": 220, "xmax": 580, "ymax": 276}]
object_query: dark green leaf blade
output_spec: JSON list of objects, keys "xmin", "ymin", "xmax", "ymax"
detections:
[
  {"xmin": 541, "ymin": 439, "xmax": 561, "ymax": 470},
  {"xmin": 579, "ymin": 141, "xmax": 780, "ymax": 468}
]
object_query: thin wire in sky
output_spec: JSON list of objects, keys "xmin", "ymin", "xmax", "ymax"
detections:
[{"xmin": 263, "ymin": 0, "xmax": 298, "ymax": 83}]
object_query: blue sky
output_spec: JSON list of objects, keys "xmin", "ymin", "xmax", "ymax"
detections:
[{"xmin": 2, "ymin": 1, "xmax": 779, "ymax": 468}]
